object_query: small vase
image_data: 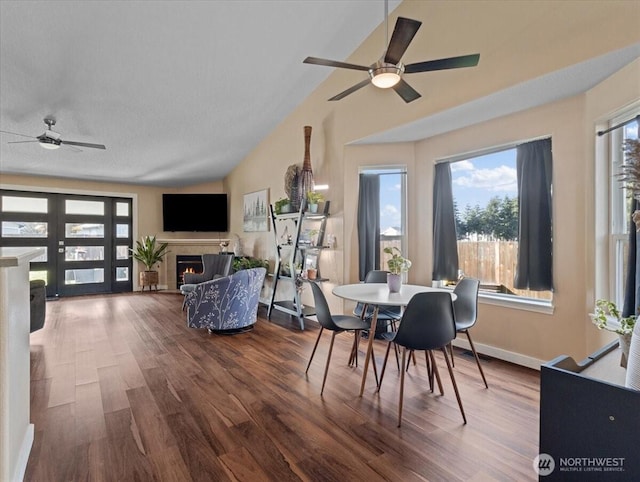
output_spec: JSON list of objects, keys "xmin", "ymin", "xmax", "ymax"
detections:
[
  {"xmin": 619, "ymin": 333, "xmax": 632, "ymax": 368},
  {"xmin": 387, "ymin": 273, "xmax": 402, "ymax": 293},
  {"xmin": 308, "ymin": 203, "xmax": 318, "ymax": 213}
]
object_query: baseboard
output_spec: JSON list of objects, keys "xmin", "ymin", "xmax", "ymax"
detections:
[
  {"xmin": 451, "ymin": 338, "xmax": 544, "ymax": 371},
  {"xmin": 13, "ymin": 423, "xmax": 34, "ymax": 482}
]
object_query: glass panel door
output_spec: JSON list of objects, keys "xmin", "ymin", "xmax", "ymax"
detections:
[
  {"xmin": 0, "ymin": 190, "xmax": 132, "ymax": 297},
  {"xmin": 56, "ymin": 196, "xmax": 109, "ymax": 296}
]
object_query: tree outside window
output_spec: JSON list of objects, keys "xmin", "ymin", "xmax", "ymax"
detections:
[{"xmin": 450, "ymin": 147, "xmax": 552, "ymax": 300}]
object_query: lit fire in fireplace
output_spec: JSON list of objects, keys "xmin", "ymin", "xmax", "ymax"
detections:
[{"xmin": 176, "ymin": 255, "xmax": 203, "ymax": 288}]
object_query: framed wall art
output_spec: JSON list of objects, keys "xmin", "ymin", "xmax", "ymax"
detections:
[{"xmin": 243, "ymin": 189, "xmax": 269, "ymax": 232}]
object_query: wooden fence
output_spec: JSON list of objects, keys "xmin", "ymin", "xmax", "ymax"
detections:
[{"xmin": 379, "ymin": 237, "xmax": 551, "ymax": 300}]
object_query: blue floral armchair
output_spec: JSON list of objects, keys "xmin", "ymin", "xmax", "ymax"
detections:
[{"xmin": 185, "ymin": 267, "xmax": 266, "ymax": 333}]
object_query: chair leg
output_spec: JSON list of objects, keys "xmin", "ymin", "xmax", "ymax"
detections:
[
  {"xmin": 321, "ymin": 332, "xmax": 337, "ymax": 395},
  {"xmin": 440, "ymin": 347, "xmax": 467, "ymax": 424},
  {"xmin": 377, "ymin": 340, "xmax": 393, "ymax": 391},
  {"xmin": 394, "ymin": 342, "xmax": 400, "ymax": 371},
  {"xmin": 424, "ymin": 351, "xmax": 433, "ymax": 392},
  {"xmin": 349, "ymin": 330, "xmax": 360, "ymax": 367},
  {"xmin": 305, "ymin": 327, "xmax": 324, "ymax": 373},
  {"xmin": 398, "ymin": 348, "xmax": 407, "ymax": 427},
  {"xmin": 389, "ymin": 319, "xmax": 400, "ymax": 371},
  {"xmin": 465, "ymin": 330, "xmax": 489, "ymax": 388},
  {"xmin": 371, "ymin": 344, "xmax": 379, "ymax": 387},
  {"xmin": 429, "ymin": 350, "xmax": 444, "ymax": 396},
  {"xmin": 449, "ymin": 341, "xmax": 455, "ymax": 367},
  {"xmin": 405, "ymin": 350, "xmax": 417, "ymax": 371}
]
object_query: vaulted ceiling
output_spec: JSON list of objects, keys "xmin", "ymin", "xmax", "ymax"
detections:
[
  {"xmin": 0, "ymin": 0, "xmax": 401, "ymax": 186},
  {"xmin": 1, "ymin": 1, "xmax": 638, "ymax": 188}
]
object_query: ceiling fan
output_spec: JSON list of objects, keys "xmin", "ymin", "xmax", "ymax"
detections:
[
  {"xmin": 0, "ymin": 117, "xmax": 106, "ymax": 150},
  {"xmin": 303, "ymin": 2, "xmax": 480, "ymax": 103}
]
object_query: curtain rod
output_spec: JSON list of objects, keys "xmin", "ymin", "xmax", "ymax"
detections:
[{"xmin": 597, "ymin": 114, "xmax": 640, "ymax": 137}]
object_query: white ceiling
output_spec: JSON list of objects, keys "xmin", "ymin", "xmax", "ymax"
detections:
[
  {"xmin": 0, "ymin": 0, "xmax": 401, "ymax": 187},
  {"xmin": 1, "ymin": 1, "xmax": 638, "ymax": 188}
]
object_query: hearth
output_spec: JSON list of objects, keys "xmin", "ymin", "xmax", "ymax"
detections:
[{"xmin": 176, "ymin": 255, "xmax": 203, "ymax": 288}]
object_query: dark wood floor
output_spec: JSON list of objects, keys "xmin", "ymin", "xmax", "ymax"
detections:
[{"xmin": 26, "ymin": 292, "xmax": 540, "ymax": 481}]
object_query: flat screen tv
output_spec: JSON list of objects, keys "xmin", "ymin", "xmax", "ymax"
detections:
[{"xmin": 162, "ymin": 193, "xmax": 228, "ymax": 232}]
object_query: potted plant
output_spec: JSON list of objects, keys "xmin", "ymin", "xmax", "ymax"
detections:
[
  {"xmin": 383, "ymin": 246, "xmax": 412, "ymax": 293},
  {"xmin": 130, "ymin": 235, "xmax": 170, "ymax": 291},
  {"xmin": 232, "ymin": 256, "xmax": 269, "ymax": 272},
  {"xmin": 274, "ymin": 197, "xmax": 291, "ymax": 215},
  {"xmin": 591, "ymin": 299, "xmax": 637, "ymax": 367},
  {"xmin": 306, "ymin": 191, "xmax": 324, "ymax": 213}
]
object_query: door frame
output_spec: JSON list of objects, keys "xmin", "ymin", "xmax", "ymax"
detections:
[{"xmin": 0, "ymin": 187, "xmax": 137, "ymax": 297}]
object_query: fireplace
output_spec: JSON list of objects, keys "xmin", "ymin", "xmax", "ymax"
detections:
[{"xmin": 176, "ymin": 255, "xmax": 203, "ymax": 288}]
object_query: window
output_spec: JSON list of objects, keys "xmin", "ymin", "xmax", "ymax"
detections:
[
  {"xmin": 358, "ymin": 167, "xmax": 407, "ymax": 278},
  {"xmin": 610, "ymin": 113, "xmax": 639, "ymax": 308},
  {"xmin": 378, "ymin": 169, "xmax": 407, "ymax": 269},
  {"xmin": 446, "ymin": 142, "xmax": 553, "ymax": 301}
]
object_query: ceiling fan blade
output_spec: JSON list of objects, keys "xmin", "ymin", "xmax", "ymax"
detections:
[
  {"xmin": 404, "ymin": 53, "xmax": 480, "ymax": 74},
  {"xmin": 0, "ymin": 129, "xmax": 36, "ymax": 139},
  {"xmin": 61, "ymin": 140, "xmax": 106, "ymax": 150},
  {"xmin": 392, "ymin": 79, "xmax": 421, "ymax": 103},
  {"xmin": 328, "ymin": 79, "xmax": 371, "ymax": 101},
  {"xmin": 303, "ymin": 56, "xmax": 370, "ymax": 71},
  {"xmin": 7, "ymin": 140, "xmax": 38, "ymax": 144},
  {"xmin": 384, "ymin": 17, "xmax": 422, "ymax": 65}
]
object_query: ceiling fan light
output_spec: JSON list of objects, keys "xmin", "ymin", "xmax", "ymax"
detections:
[
  {"xmin": 369, "ymin": 63, "xmax": 404, "ymax": 89},
  {"xmin": 39, "ymin": 139, "xmax": 60, "ymax": 150},
  {"xmin": 371, "ymin": 72, "xmax": 401, "ymax": 88}
]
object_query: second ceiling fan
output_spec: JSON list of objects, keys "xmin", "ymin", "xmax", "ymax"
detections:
[{"xmin": 303, "ymin": 3, "xmax": 480, "ymax": 103}]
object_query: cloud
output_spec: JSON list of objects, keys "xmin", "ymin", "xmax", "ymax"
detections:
[
  {"xmin": 382, "ymin": 204, "xmax": 399, "ymax": 216},
  {"xmin": 453, "ymin": 165, "xmax": 517, "ymax": 192},
  {"xmin": 381, "ymin": 203, "xmax": 401, "ymax": 225},
  {"xmin": 450, "ymin": 160, "xmax": 474, "ymax": 172},
  {"xmin": 383, "ymin": 183, "xmax": 401, "ymax": 192}
]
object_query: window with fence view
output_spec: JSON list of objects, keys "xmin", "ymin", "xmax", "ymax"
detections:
[{"xmin": 450, "ymin": 148, "xmax": 552, "ymax": 301}]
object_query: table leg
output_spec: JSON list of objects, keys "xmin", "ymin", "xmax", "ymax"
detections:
[{"xmin": 359, "ymin": 305, "xmax": 379, "ymax": 397}]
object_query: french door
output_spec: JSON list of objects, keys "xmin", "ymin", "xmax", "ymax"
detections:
[{"xmin": 0, "ymin": 189, "xmax": 133, "ymax": 297}]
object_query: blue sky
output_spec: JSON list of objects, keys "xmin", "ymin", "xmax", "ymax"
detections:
[
  {"xmin": 379, "ymin": 173, "xmax": 402, "ymax": 231},
  {"xmin": 450, "ymin": 148, "xmax": 518, "ymax": 213}
]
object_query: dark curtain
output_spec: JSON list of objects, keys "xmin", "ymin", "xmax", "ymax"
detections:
[
  {"xmin": 514, "ymin": 138, "xmax": 553, "ymax": 290},
  {"xmin": 622, "ymin": 200, "xmax": 640, "ymax": 318},
  {"xmin": 358, "ymin": 173, "xmax": 380, "ymax": 281},
  {"xmin": 432, "ymin": 162, "xmax": 459, "ymax": 280}
]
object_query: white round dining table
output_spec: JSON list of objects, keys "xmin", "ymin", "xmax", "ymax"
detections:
[{"xmin": 332, "ymin": 283, "xmax": 456, "ymax": 396}]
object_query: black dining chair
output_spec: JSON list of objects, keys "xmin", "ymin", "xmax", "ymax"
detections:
[
  {"xmin": 306, "ymin": 281, "xmax": 373, "ymax": 395},
  {"xmin": 378, "ymin": 291, "xmax": 466, "ymax": 427},
  {"xmin": 450, "ymin": 277, "xmax": 488, "ymax": 388}
]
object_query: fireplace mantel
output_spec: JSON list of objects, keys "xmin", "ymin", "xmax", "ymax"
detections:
[{"xmin": 158, "ymin": 238, "xmax": 229, "ymax": 245}]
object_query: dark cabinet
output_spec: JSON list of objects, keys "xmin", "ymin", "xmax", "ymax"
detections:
[{"xmin": 539, "ymin": 340, "xmax": 639, "ymax": 481}]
